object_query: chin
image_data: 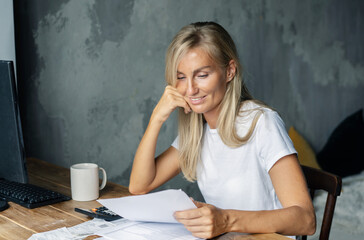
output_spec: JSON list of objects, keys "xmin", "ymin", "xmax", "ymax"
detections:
[{"xmin": 190, "ymin": 107, "xmax": 207, "ymax": 114}]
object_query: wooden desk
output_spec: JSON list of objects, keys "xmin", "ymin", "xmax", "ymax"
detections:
[{"xmin": 0, "ymin": 158, "xmax": 289, "ymax": 240}]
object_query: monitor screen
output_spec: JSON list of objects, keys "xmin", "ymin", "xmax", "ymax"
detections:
[{"xmin": 0, "ymin": 60, "xmax": 27, "ymax": 183}]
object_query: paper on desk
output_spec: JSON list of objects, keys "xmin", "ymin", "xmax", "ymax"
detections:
[
  {"xmin": 96, "ymin": 218, "xmax": 202, "ymax": 240},
  {"xmin": 97, "ymin": 189, "xmax": 197, "ymax": 223},
  {"xmin": 27, "ymin": 218, "xmax": 115, "ymax": 240}
]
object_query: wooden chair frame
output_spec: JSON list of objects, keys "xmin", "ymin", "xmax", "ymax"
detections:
[{"xmin": 300, "ymin": 165, "xmax": 342, "ymax": 240}]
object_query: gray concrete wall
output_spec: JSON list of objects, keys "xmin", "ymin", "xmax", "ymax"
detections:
[
  {"xmin": 0, "ymin": 0, "xmax": 16, "ymax": 74},
  {"xmin": 14, "ymin": 0, "xmax": 364, "ymax": 199}
]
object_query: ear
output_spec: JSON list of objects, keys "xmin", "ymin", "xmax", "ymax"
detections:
[{"xmin": 226, "ymin": 59, "xmax": 236, "ymax": 83}]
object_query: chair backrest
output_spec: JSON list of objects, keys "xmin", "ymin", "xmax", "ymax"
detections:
[{"xmin": 300, "ymin": 165, "xmax": 342, "ymax": 240}]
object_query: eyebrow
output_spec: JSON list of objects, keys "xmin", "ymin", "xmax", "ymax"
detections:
[{"xmin": 177, "ymin": 66, "xmax": 212, "ymax": 75}]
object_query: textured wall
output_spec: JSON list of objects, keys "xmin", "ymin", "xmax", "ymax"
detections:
[
  {"xmin": 0, "ymin": 0, "xmax": 16, "ymax": 72},
  {"xmin": 15, "ymin": 0, "xmax": 364, "ymax": 199}
]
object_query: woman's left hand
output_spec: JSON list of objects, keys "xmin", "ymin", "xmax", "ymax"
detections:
[{"xmin": 174, "ymin": 200, "xmax": 229, "ymax": 239}]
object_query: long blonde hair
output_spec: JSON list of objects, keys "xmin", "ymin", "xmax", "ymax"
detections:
[{"xmin": 165, "ymin": 22, "xmax": 262, "ymax": 181}]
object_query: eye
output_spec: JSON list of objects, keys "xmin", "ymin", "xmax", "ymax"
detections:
[
  {"xmin": 177, "ymin": 76, "xmax": 185, "ymax": 80},
  {"xmin": 197, "ymin": 74, "xmax": 208, "ymax": 78}
]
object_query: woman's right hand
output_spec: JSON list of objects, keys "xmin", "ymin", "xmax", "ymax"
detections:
[{"xmin": 151, "ymin": 85, "xmax": 191, "ymax": 123}]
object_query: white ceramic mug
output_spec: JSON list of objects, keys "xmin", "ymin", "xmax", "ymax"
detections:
[{"xmin": 70, "ymin": 163, "xmax": 107, "ymax": 201}]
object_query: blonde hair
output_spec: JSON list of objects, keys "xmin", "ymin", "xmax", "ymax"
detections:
[{"xmin": 165, "ymin": 22, "xmax": 262, "ymax": 181}]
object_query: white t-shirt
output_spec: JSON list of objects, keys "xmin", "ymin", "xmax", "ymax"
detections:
[{"xmin": 172, "ymin": 101, "xmax": 297, "ymax": 211}]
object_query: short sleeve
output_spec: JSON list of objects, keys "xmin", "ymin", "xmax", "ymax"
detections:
[
  {"xmin": 171, "ymin": 136, "xmax": 179, "ymax": 150},
  {"xmin": 255, "ymin": 111, "xmax": 297, "ymax": 172}
]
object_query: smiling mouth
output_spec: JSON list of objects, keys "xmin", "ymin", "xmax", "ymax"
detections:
[{"xmin": 189, "ymin": 96, "xmax": 206, "ymax": 104}]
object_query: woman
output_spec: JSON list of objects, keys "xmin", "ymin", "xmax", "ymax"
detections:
[{"xmin": 129, "ymin": 22, "xmax": 315, "ymax": 239}]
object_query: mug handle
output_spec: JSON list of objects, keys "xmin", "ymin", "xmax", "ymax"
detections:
[{"xmin": 99, "ymin": 167, "xmax": 107, "ymax": 190}]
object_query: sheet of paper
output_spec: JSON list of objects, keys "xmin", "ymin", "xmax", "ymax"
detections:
[
  {"xmin": 67, "ymin": 218, "xmax": 116, "ymax": 237},
  {"xmin": 27, "ymin": 227, "xmax": 73, "ymax": 240},
  {"xmin": 27, "ymin": 218, "xmax": 115, "ymax": 240},
  {"xmin": 97, "ymin": 189, "xmax": 196, "ymax": 223},
  {"xmin": 96, "ymin": 218, "xmax": 201, "ymax": 240}
]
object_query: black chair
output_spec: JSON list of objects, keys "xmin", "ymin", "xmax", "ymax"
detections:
[{"xmin": 300, "ymin": 165, "xmax": 342, "ymax": 240}]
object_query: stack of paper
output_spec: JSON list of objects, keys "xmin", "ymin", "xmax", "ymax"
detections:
[
  {"xmin": 98, "ymin": 189, "xmax": 196, "ymax": 223},
  {"xmin": 96, "ymin": 218, "xmax": 201, "ymax": 240},
  {"xmin": 96, "ymin": 189, "xmax": 202, "ymax": 240}
]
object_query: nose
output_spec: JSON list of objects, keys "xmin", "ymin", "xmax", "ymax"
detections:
[{"xmin": 186, "ymin": 79, "xmax": 198, "ymax": 96}]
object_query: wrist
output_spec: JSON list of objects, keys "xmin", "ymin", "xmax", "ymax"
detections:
[
  {"xmin": 149, "ymin": 114, "xmax": 165, "ymax": 127},
  {"xmin": 149, "ymin": 108, "xmax": 166, "ymax": 124},
  {"xmin": 150, "ymin": 109, "xmax": 169, "ymax": 125},
  {"xmin": 224, "ymin": 209, "xmax": 240, "ymax": 233}
]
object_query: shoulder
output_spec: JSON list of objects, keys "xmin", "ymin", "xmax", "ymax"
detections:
[
  {"xmin": 235, "ymin": 100, "xmax": 282, "ymax": 137},
  {"xmin": 240, "ymin": 100, "xmax": 283, "ymax": 122}
]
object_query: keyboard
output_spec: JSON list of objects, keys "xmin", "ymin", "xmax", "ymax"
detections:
[{"xmin": 0, "ymin": 178, "xmax": 71, "ymax": 209}]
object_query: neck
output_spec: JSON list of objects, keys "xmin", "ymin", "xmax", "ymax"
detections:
[
  {"xmin": 203, "ymin": 103, "xmax": 223, "ymax": 129},
  {"xmin": 203, "ymin": 111, "xmax": 218, "ymax": 129}
]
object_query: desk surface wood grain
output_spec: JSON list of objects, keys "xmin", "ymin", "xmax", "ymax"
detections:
[{"xmin": 0, "ymin": 158, "xmax": 289, "ymax": 240}]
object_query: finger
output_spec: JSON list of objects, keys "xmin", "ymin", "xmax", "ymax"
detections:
[
  {"xmin": 184, "ymin": 226, "xmax": 214, "ymax": 239},
  {"xmin": 177, "ymin": 217, "xmax": 204, "ymax": 227},
  {"xmin": 192, "ymin": 200, "xmax": 206, "ymax": 208},
  {"xmin": 165, "ymin": 86, "xmax": 191, "ymax": 110},
  {"xmin": 164, "ymin": 85, "xmax": 183, "ymax": 97},
  {"xmin": 163, "ymin": 89, "xmax": 191, "ymax": 113},
  {"xmin": 182, "ymin": 104, "xmax": 192, "ymax": 114},
  {"xmin": 184, "ymin": 224, "xmax": 211, "ymax": 233},
  {"xmin": 162, "ymin": 93, "xmax": 188, "ymax": 111},
  {"xmin": 174, "ymin": 208, "xmax": 202, "ymax": 220},
  {"xmin": 165, "ymin": 85, "xmax": 178, "ymax": 91},
  {"xmin": 171, "ymin": 97, "xmax": 191, "ymax": 114},
  {"xmin": 173, "ymin": 98, "xmax": 191, "ymax": 114},
  {"xmin": 178, "ymin": 213, "xmax": 214, "ymax": 227},
  {"xmin": 164, "ymin": 88, "xmax": 181, "ymax": 98},
  {"xmin": 194, "ymin": 232, "xmax": 214, "ymax": 240}
]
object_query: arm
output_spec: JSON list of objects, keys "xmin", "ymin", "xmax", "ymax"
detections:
[
  {"xmin": 175, "ymin": 154, "xmax": 316, "ymax": 239},
  {"xmin": 129, "ymin": 86, "xmax": 191, "ymax": 195}
]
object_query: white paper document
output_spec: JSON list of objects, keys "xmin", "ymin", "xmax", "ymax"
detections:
[
  {"xmin": 96, "ymin": 218, "xmax": 201, "ymax": 240},
  {"xmin": 97, "ymin": 189, "xmax": 197, "ymax": 223},
  {"xmin": 27, "ymin": 218, "xmax": 116, "ymax": 240}
]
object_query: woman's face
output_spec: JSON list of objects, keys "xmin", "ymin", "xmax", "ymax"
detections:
[{"xmin": 176, "ymin": 47, "xmax": 233, "ymax": 124}]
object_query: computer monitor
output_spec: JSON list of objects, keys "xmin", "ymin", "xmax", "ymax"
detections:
[{"xmin": 0, "ymin": 60, "xmax": 28, "ymax": 183}]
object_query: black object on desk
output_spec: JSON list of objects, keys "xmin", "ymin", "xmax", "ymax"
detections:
[
  {"xmin": 0, "ymin": 199, "xmax": 9, "ymax": 211},
  {"xmin": 0, "ymin": 60, "xmax": 28, "ymax": 184},
  {"xmin": 0, "ymin": 178, "xmax": 71, "ymax": 209},
  {"xmin": 75, "ymin": 206, "xmax": 122, "ymax": 221}
]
